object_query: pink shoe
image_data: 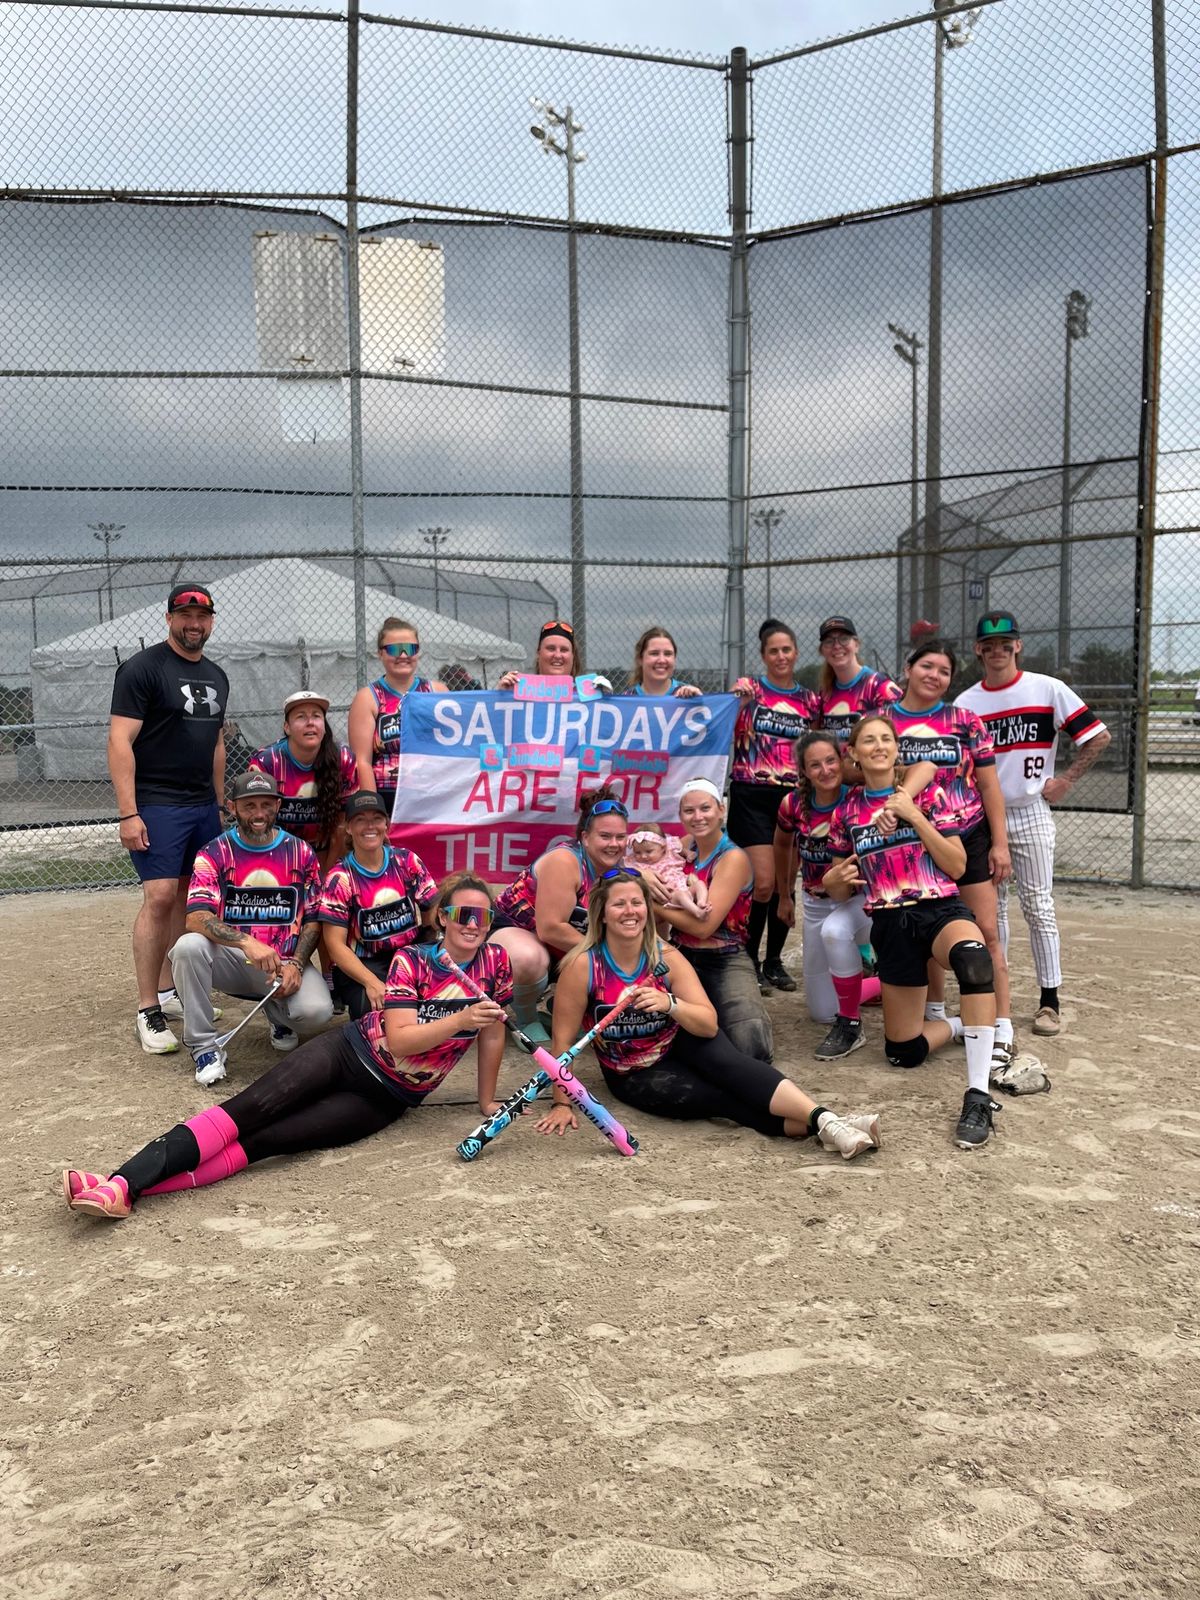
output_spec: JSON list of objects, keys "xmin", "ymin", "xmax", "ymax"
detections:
[
  {"xmin": 62, "ymin": 1169, "xmax": 105, "ymax": 1203},
  {"xmin": 68, "ymin": 1175, "xmax": 132, "ymax": 1220}
]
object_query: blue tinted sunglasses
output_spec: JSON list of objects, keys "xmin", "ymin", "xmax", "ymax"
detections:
[
  {"xmin": 589, "ymin": 798, "xmax": 629, "ymax": 821},
  {"xmin": 382, "ymin": 641, "xmax": 420, "ymax": 657},
  {"xmin": 600, "ymin": 866, "xmax": 641, "ymax": 881}
]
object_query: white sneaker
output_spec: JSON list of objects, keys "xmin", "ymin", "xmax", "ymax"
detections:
[
  {"xmin": 270, "ymin": 1023, "xmax": 299, "ymax": 1053},
  {"xmin": 816, "ymin": 1111, "xmax": 875, "ymax": 1160},
  {"xmin": 136, "ymin": 1007, "xmax": 180, "ymax": 1055},
  {"xmin": 844, "ymin": 1112, "xmax": 882, "ymax": 1150},
  {"xmin": 193, "ymin": 1047, "xmax": 228, "ymax": 1088},
  {"xmin": 159, "ymin": 993, "xmax": 222, "ymax": 1023}
]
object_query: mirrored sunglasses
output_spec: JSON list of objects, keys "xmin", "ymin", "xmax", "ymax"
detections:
[
  {"xmin": 443, "ymin": 904, "xmax": 494, "ymax": 927},
  {"xmin": 589, "ymin": 798, "xmax": 629, "ymax": 820},
  {"xmin": 600, "ymin": 867, "xmax": 642, "ymax": 881},
  {"xmin": 539, "ymin": 619, "xmax": 574, "ymax": 635},
  {"xmin": 382, "ymin": 641, "xmax": 420, "ymax": 657}
]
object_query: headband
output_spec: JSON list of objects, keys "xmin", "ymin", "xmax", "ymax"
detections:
[
  {"xmin": 677, "ymin": 778, "xmax": 723, "ymax": 805},
  {"xmin": 539, "ymin": 621, "xmax": 575, "ymax": 644},
  {"xmin": 628, "ymin": 830, "xmax": 665, "ymax": 846}
]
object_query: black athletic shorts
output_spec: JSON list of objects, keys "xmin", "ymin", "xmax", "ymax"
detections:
[
  {"xmin": 727, "ymin": 781, "xmax": 790, "ymax": 849},
  {"xmin": 870, "ymin": 896, "xmax": 977, "ymax": 987},
  {"xmin": 957, "ymin": 816, "xmax": 993, "ymax": 888}
]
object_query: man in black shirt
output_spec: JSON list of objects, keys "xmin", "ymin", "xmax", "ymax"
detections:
[{"xmin": 108, "ymin": 582, "xmax": 229, "ymax": 1054}]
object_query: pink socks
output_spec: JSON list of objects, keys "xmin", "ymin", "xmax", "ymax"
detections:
[
  {"xmin": 185, "ymin": 1106, "xmax": 239, "ymax": 1164},
  {"xmin": 831, "ymin": 972, "xmax": 864, "ymax": 1021},
  {"xmin": 143, "ymin": 1142, "xmax": 248, "ymax": 1196}
]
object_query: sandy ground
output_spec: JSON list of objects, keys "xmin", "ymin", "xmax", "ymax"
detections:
[{"xmin": 3, "ymin": 884, "xmax": 1199, "ymax": 1599}]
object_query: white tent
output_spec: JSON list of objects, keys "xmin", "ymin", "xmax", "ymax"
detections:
[{"xmin": 31, "ymin": 557, "xmax": 525, "ymax": 779}]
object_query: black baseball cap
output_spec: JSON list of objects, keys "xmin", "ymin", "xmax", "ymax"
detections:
[
  {"xmin": 230, "ymin": 770, "xmax": 279, "ymax": 801},
  {"xmin": 344, "ymin": 790, "xmax": 389, "ymax": 819},
  {"xmin": 976, "ymin": 611, "xmax": 1020, "ymax": 642},
  {"xmin": 818, "ymin": 615, "xmax": 857, "ymax": 641},
  {"xmin": 168, "ymin": 582, "xmax": 215, "ymax": 614}
]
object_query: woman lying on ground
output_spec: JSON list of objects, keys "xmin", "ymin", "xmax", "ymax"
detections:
[
  {"xmin": 533, "ymin": 868, "xmax": 880, "ymax": 1159},
  {"xmin": 63, "ymin": 873, "xmax": 512, "ymax": 1219}
]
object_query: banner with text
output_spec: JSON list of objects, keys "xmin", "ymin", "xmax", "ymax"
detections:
[{"xmin": 393, "ymin": 692, "xmax": 738, "ymax": 880}]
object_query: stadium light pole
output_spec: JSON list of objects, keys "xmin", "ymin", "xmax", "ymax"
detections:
[
  {"xmin": 925, "ymin": 4, "xmax": 984, "ymax": 631},
  {"xmin": 751, "ymin": 506, "xmax": 786, "ymax": 619},
  {"xmin": 530, "ymin": 99, "xmax": 588, "ymax": 662},
  {"xmin": 1058, "ymin": 289, "xmax": 1090, "ymax": 670},
  {"xmin": 87, "ymin": 521, "xmax": 125, "ymax": 621},
  {"xmin": 889, "ymin": 324, "xmax": 923, "ymax": 655},
  {"xmin": 421, "ymin": 526, "xmax": 452, "ymax": 614}
]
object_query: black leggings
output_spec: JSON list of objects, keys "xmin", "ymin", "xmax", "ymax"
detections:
[
  {"xmin": 601, "ymin": 1027, "xmax": 788, "ymax": 1137},
  {"xmin": 331, "ymin": 954, "xmax": 393, "ymax": 1021},
  {"xmin": 115, "ymin": 1029, "xmax": 408, "ymax": 1195}
]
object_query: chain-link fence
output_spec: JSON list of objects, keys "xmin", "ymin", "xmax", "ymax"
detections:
[{"xmin": 2, "ymin": 0, "xmax": 1197, "ymax": 892}]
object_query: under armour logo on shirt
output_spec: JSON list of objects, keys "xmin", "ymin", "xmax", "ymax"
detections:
[{"xmin": 181, "ymin": 683, "xmax": 221, "ymax": 716}]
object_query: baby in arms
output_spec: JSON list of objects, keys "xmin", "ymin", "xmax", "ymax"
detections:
[{"xmin": 623, "ymin": 823, "xmax": 709, "ymax": 917}]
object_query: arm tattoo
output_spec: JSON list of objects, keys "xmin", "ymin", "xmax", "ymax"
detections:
[
  {"xmin": 291, "ymin": 921, "xmax": 322, "ymax": 965},
  {"xmin": 201, "ymin": 914, "xmax": 246, "ymax": 946}
]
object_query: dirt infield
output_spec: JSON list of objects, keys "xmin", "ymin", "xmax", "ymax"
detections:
[{"xmin": 3, "ymin": 883, "xmax": 1199, "ymax": 1599}]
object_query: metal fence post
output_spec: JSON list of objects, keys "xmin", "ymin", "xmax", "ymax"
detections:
[
  {"xmin": 724, "ymin": 45, "xmax": 751, "ymax": 686},
  {"xmin": 346, "ymin": 0, "xmax": 369, "ymax": 689},
  {"xmin": 1131, "ymin": 0, "xmax": 1168, "ymax": 888}
]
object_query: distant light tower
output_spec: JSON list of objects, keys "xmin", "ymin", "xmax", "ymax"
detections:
[
  {"xmin": 87, "ymin": 521, "xmax": 125, "ymax": 621},
  {"xmin": 1058, "ymin": 288, "xmax": 1091, "ymax": 670},
  {"xmin": 925, "ymin": 3, "xmax": 984, "ymax": 631},
  {"xmin": 751, "ymin": 507, "xmax": 786, "ymax": 618},
  {"xmin": 889, "ymin": 323, "xmax": 924, "ymax": 648},
  {"xmin": 421, "ymin": 526, "xmax": 452, "ymax": 614},
  {"xmin": 530, "ymin": 97, "xmax": 588, "ymax": 660}
]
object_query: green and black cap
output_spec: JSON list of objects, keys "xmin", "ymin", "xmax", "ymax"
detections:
[{"xmin": 976, "ymin": 611, "xmax": 1020, "ymax": 642}]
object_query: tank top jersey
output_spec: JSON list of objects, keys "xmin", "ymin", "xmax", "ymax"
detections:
[
  {"xmin": 493, "ymin": 843, "xmax": 596, "ymax": 958},
  {"xmin": 818, "ymin": 669, "xmax": 902, "ymax": 750},
  {"xmin": 827, "ymin": 783, "xmax": 961, "ymax": 915},
  {"xmin": 887, "ymin": 701, "xmax": 994, "ymax": 835},
  {"xmin": 731, "ymin": 678, "xmax": 820, "ymax": 786},
  {"xmin": 353, "ymin": 941, "xmax": 514, "ymax": 1098},
  {"xmin": 318, "ymin": 845, "xmax": 438, "ymax": 959},
  {"xmin": 672, "ymin": 834, "xmax": 751, "ymax": 953},
  {"xmin": 775, "ymin": 784, "xmax": 849, "ymax": 899},
  {"xmin": 250, "ymin": 739, "xmax": 359, "ymax": 848},
  {"xmin": 370, "ymin": 677, "xmax": 434, "ymax": 795},
  {"xmin": 186, "ymin": 826, "xmax": 322, "ymax": 958},
  {"xmin": 584, "ymin": 943, "xmax": 677, "ymax": 1075}
]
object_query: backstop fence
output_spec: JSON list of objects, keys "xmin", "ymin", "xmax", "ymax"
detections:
[{"xmin": 2, "ymin": 0, "xmax": 1199, "ymax": 892}]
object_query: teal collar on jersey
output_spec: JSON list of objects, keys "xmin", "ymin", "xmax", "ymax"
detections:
[
  {"xmin": 833, "ymin": 667, "xmax": 869, "ymax": 691},
  {"xmin": 278, "ymin": 736, "xmax": 315, "ymax": 772},
  {"xmin": 759, "ymin": 674, "xmax": 802, "ymax": 693},
  {"xmin": 373, "ymin": 675, "xmax": 424, "ymax": 693},
  {"xmin": 430, "ymin": 942, "xmax": 483, "ymax": 974},
  {"xmin": 692, "ymin": 832, "xmax": 734, "ymax": 872},
  {"xmin": 348, "ymin": 846, "xmax": 392, "ymax": 878},
  {"xmin": 810, "ymin": 785, "xmax": 847, "ymax": 815},
  {"xmin": 230, "ymin": 825, "xmax": 287, "ymax": 852},
  {"xmin": 894, "ymin": 698, "xmax": 944, "ymax": 717},
  {"xmin": 863, "ymin": 786, "xmax": 896, "ymax": 800},
  {"xmin": 600, "ymin": 939, "xmax": 648, "ymax": 983},
  {"xmin": 634, "ymin": 679, "xmax": 681, "ymax": 696}
]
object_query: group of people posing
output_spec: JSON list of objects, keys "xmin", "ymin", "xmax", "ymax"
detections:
[{"xmin": 65, "ymin": 586, "xmax": 1109, "ymax": 1221}]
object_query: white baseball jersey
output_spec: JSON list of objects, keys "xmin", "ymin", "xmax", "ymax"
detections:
[{"xmin": 955, "ymin": 670, "xmax": 1106, "ymax": 808}]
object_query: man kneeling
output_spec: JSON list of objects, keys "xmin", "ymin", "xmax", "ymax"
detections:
[{"xmin": 169, "ymin": 769, "xmax": 332, "ymax": 1086}]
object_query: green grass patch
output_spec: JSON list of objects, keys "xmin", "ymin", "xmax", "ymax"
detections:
[{"xmin": 0, "ymin": 856, "xmax": 138, "ymax": 894}]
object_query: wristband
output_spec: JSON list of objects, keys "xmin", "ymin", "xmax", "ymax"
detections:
[
  {"xmin": 668, "ymin": 992, "xmax": 678, "ymax": 1013},
  {"xmin": 283, "ymin": 957, "xmax": 304, "ymax": 970},
  {"xmin": 118, "ymin": 812, "xmax": 140, "ymax": 821}
]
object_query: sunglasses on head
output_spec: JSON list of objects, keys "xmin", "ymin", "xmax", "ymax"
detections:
[
  {"xmin": 172, "ymin": 592, "xmax": 212, "ymax": 610},
  {"xmin": 382, "ymin": 641, "xmax": 420, "ymax": 657},
  {"xmin": 600, "ymin": 866, "xmax": 642, "ymax": 881},
  {"xmin": 589, "ymin": 798, "xmax": 629, "ymax": 820},
  {"xmin": 539, "ymin": 620, "xmax": 574, "ymax": 636},
  {"xmin": 442, "ymin": 904, "xmax": 494, "ymax": 927}
]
